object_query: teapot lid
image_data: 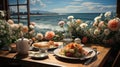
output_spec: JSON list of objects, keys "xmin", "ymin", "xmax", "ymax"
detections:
[{"xmin": 17, "ymin": 37, "xmax": 29, "ymax": 41}]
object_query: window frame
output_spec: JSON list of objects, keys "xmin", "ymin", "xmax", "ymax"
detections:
[{"xmin": 7, "ymin": 0, "xmax": 30, "ymax": 26}]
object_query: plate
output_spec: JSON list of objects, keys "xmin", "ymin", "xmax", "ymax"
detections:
[
  {"xmin": 49, "ymin": 42, "xmax": 63, "ymax": 50},
  {"xmin": 54, "ymin": 47, "xmax": 96, "ymax": 60},
  {"xmin": 32, "ymin": 42, "xmax": 63, "ymax": 50},
  {"xmin": 29, "ymin": 51, "xmax": 48, "ymax": 59}
]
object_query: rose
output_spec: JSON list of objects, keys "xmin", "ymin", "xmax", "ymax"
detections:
[
  {"xmin": 94, "ymin": 28, "xmax": 101, "ymax": 35},
  {"xmin": 108, "ymin": 18, "xmax": 120, "ymax": 31},
  {"xmin": 104, "ymin": 29, "xmax": 110, "ymax": 36},
  {"xmin": 82, "ymin": 37, "xmax": 88, "ymax": 44},
  {"xmin": 80, "ymin": 23, "xmax": 88, "ymax": 29},
  {"xmin": 104, "ymin": 11, "xmax": 111, "ymax": 17},
  {"xmin": 93, "ymin": 21, "xmax": 98, "ymax": 27},
  {"xmin": 58, "ymin": 21, "xmax": 65, "ymax": 27},
  {"xmin": 8, "ymin": 19, "xmax": 14, "ymax": 24},
  {"xmin": 10, "ymin": 24, "xmax": 20, "ymax": 30},
  {"xmin": 35, "ymin": 33, "xmax": 43, "ymax": 40},
  {"xmin": 45, "ymin": 31, "xmax": 55, "ymax": 40},
  {"xmin": 21, "ymin": 26, "xmax": 29, "ymax": 33},
  {"xmin": 30, "ymin": 22, "xmax": 36, "ymax": 26},
  {"xmin": 98, "ymin": 21, "xmax": 105, "ymax": 28},
  {"xmin": 75, "ymin": 19, "xmax": 81, "ymax": 24}
]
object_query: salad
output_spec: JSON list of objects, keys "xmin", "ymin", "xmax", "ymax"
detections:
[{"xmin": 59, "ymin": 43, "xmax": 88, "ymax": 58}]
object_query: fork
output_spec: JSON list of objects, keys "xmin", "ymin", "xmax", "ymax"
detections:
[{"xmin": 84, "ymin": 48, "xmax": 99, "ymax": 65}]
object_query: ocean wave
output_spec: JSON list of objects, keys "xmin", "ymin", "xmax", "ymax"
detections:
[{"xmin": 34, "ymin": 23, "xmax": 66, "ymax": 33}]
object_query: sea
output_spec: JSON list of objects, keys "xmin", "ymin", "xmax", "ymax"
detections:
[
  {"xmin": 30, "ymin": 13, "xmax": 100, "ymax": 33},
  {"xmin": 14, "ymin": 13, "xmax": 116, "ymax": 33}
]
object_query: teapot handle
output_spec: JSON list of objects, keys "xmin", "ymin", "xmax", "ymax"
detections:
[{"xmin": 29, "ymin": 39, "xmax": 33, "ymax": 46}]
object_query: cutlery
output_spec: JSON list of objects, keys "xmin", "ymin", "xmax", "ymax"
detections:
[{"xmin": 84, "ymin": 48, "xmax": 100, "ymax": 65}]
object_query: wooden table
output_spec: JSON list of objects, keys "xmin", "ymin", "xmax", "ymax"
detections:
[{"xmin": 0, "ymin": 44, "xmax": 111, "ymax": 67}]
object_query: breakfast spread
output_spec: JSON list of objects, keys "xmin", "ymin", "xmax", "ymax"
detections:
[{"xmin": 59, "ymin": 43, "xmax": 88, "ymax": 58}]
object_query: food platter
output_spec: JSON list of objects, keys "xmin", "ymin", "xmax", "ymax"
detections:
[
  {"xmin": 54, "ymin": 47, "xmax": 96, "ymax": 60},
  {"xmin": 32, "ymin": 41, "xmax": 63, "ymax": 50}
]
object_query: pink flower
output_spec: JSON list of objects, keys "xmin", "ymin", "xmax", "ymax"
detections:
[
  {"xmin": 22, "ymin": 26, "xmax": 29, "ymax": 33},
  {"xmin": 108, "ymin": 18, "xmax": 120, "ymax": 31},
  {"xmin": 98, "ymin": 21, "xmax": 105, "ymax": 28},
  {"xmin": 75, "ymin": 19, "xmax": 81, "ymax": 24},
  {"xmin": 82, "ymin": 37, "xmax": 88, "ymax": 44},
  {"xmin": 58, "ymin": 21, "xmax": 65, "ymax": 27},
  {"xmin": 30, "ymin": 22, "xmax": 36, "ymax": 26},
  {"xmin": 10, "ymin": 24, "xmax": 20, "ymax": 30},
  {"xmin": 36, "ymin": 33, "xmax": 43, "ymax": 40},
  {"xmin": 93, "ymin": 21, "xmax": 98, "ymax": 27},
  {"xmin": 8, "ymin": 19, "xmax": 14, "ymax": 24},
  {"xmin": 45, "ymin": 31, "xmax": 55, "ymax": 40}
]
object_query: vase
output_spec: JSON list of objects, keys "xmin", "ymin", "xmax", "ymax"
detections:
[{"xmin": 63, "ymin": 31, "xmax": 73, "ymax": 46}]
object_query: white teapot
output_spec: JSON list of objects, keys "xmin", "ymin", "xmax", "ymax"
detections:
[{"xmin": 16, "ymin": 38, "xmax": 32, "ymax": 54}]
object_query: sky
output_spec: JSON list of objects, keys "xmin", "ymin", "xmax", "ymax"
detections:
[{"xmin": 9, "ymin": 0, "xmax": 117, "ymax": 13}]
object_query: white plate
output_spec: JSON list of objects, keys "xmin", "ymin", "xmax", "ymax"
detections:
[
  {"xmin": 29, "ymin": 51, "xmax": 48, "ymax": 59},
  {"xmin": 32, "ymin": 42, "xmax": 63, "ymax": 50},
  {"xmin": 54, "ymin": 47, "xmax": 96, "ymax": 60}
]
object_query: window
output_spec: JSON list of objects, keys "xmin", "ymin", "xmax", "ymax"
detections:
[
  {"xmin": 29, "ymin": 0, "xmax": 117, "ymax": 32},
  {"xmin": 7, "ymin": 0, "xmax": 118, "ymax": 33},
  {"xmin": 8, "ymin": 0, "xmax": 30, "ymax": 26}
]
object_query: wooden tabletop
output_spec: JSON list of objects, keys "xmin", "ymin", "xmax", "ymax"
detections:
[{"xmin": 0, "ymin": 44, "xmax": 111, "ymax": 67}]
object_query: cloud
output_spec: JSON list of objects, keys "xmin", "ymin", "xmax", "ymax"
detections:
[
  {"xmin": 10, "ymin": 6, "xmax": 17, "ymax": 12},
  {"xmin": 30, "ymin": 0, "xmax": 46, "ymax": 8},
  {"xmin": 81, "ymin": 2, "xmax": 101, "ymax": 6},
  {"xmin": 50, "ymin": 5, "xmax": 83, "ymax": 13},
  {"xmin": 30, "ymin": 0, "xmax": 36, "ymax": 5},
  {"xmin": 73, "ymin": 0, "xmax": 83, "ymax": 1},
  {"xmin": 81, "ymin": 2, "xmax": 116, "ymax": 12},
  {"xmin": 70, "ymin": 2, "xmax": 81, "ymax": 5},
  {"xmin": 30, "ymin": 1, "xmax": 116, "ymax": 13},
  {"xmin": 70, "ymin": 0, "xmax": 83, "ymax": 5},
  {"xmin": 19, "ymin": 6, "xmax": 27, "ymax": 12},
  {"xmin": 10, "ymin": 6, "xmax": 27, "ymax": 12}
]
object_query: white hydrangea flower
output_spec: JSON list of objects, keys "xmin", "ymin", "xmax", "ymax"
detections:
[
  {"xmin": 94, "ymin": 28, "xmax": 101, "ymax": 35},
  {"xmin": 10, "ymin": 24, "xmax": 20, "ymax": 30},
  {"xmin": 67, "ymin": 16, "xmax": 74, "ymax": 20},
  {"xmin": 29, "ymin": 25, "xmax": 34, "ymax": 29},
  {"xmin": 0, "ymin": 10, "xmax": 5, "ymax": 17},
  {"xmin": 89, "ymin": 28, "xmax": 94, "ymax": 34},
  {"xmin": 19, "ymin": 23, "xmax": 23, "ymax": 28},
  {"xmin": 104, "ymin": 11, "xmax": 111, "ymax": 17},
  {"xmin": 104, "ymin": 29, "xmax": 110, "ymax": 35},
  {"xmin": 80, "ymin": 23, "xmax": 88, "ymax": 28},
  {"xmin": 35, "ymin": 33, "xmax": 43, "ymax": 40},
  {"xmin": 67, "ymin": 21, "xmax": 71, "ymax": 27},
  {"xmin": 94, "ymin": 13, "xmax": 102, "ymax": 22},
  {"xmin": 1, "ymin": 25, "xmax": 5, "ymax": 29}
]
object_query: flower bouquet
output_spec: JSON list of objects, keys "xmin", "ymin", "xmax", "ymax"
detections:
[
  {"xmin": 0, "ymin": 10, "xmax": 36, "ymax": 48},
  {"xmin": 57, "ymin": 11, "xmax": 120, "ymax": 47}
]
